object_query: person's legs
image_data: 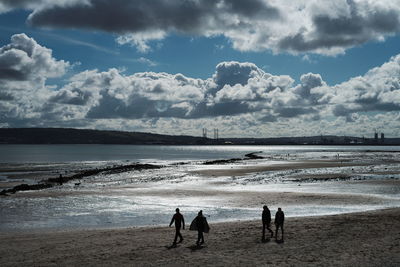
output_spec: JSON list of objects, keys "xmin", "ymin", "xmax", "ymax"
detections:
[
  {"xmin": 177, "ymin": 229, "xmax": 183, "ymax": 243},
  {"xmin": 266, "ymin": 223, "xmax": 273, "ymax": 238},
  {"xmin": 200, "ymin": 232, "xmax": 204, "ymax": 244},
  {"xmin": 197, "ymin": 231, "xmax": 201, "ymax": 245},
  {"xmin": 275, "ymin": 224, "xmax": 283, "ymax": 240},
  {"xmin": 262, "ymin": 222, "xmax": 266, "ymax": 240},
  {"xmin": 173, "ymin": 229, "xmax": 179, "ymax": 244}
]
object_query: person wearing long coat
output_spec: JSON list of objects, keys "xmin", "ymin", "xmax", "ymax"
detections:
[{"xmin": 189, "ymin": 210, "xmax": 209, "ymax": 246}]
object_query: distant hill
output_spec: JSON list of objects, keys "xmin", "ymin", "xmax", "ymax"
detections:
[
  {"xmin": 0, "ymin": 128, "xmax": 399, "ymax": 145},
  {"xmin": 0, "ymin": 128, "xmax": 205, "ymax": 145}
]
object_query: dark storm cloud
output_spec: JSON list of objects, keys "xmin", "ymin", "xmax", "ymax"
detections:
[
  {"xmin": 279, "ymin": 1, "xmax": 400, "ymax": 53},
  {"xmin": 3, "ymin": 1, "xmax": 400, "ymax": 55},
  {"xmin": 0, "ymin": 90, "xmax": 14, "ymax": 101},
  {"xmin": 0, "ymin": 68, "xmax": 27, "ymax": 80},
  {"xmin": 187, "ymin": 101, "xmax": 255, "ymax": 119},
  {"xmin": 0, "ymin": 0, "xmax": 78, "ymax": 13},
  {"xmin": 27, "ymin": 0, "xmax": 279, "ymax": 34},
  {"xmin": 0, "ymin": 0, "xmax": 40, "ymax": 8},
  {"xmin": 275, "ymin": 106, "xmax": 318, "ymax": 118}
]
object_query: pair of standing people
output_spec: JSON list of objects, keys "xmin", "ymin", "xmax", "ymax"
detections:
[
  {"xmin": 169, "ymin": 209, "xmax": 209, "ymax": 247},
  {"xmin": 262, "ymin": 206, "xmax": 285, "ymax": 242}
]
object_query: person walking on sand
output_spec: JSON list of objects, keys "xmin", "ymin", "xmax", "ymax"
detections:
[
  {"xmin": 169, "ymin": 208, "xmax": 185, "ymax": 246},
  {"xmin": 275, "ymin": 207, "xmax": 285, "ymax": 241},
  {"xmin": 190, "ymin": 210, "xmax": 210, "ymax": 246},
  {"xmin": 262, "ymin": 205, "xmax": 273, "ymax": 241}
]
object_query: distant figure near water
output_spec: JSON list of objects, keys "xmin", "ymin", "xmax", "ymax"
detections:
[
  {"xmin": 190, "ymin": 210, "xmax": 210, "ymax": 246},
  {"xmin": 262, "ymin": 205, "xmax": 273, "ymax": 241},
  {"xmin": 275, "ymin": 207, "xmax": 285, "ymax": 241},
  {"xmin": 169, "ymin": 208, "xmax": 185, "ymax": 246}
]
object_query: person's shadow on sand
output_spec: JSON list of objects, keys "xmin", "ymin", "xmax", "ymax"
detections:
[
  {"xmin": 261, "ymin": 238, "xmax": 271, "ymax": 243},
  {"xmin": 166, "ymin": 244, "xmax": 179, "ymax": 249},
  {"xmin": 275, "ymin": 239, "xmax": 284, "ymax": 244},
  {"xmin": 187, "ymin": 244, "xmax": 205, "ymax": 251}
]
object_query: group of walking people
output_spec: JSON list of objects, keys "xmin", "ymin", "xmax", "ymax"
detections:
[
  {"xmin": 169, "ymin": 206, "xmax": 284, "ymax": 247},
  {"xmin": 262, "ymin": 206, "xmax": 285, "ymax": 242},
  {"xmin": 169, "ymin": 209, "xmax": 209, "ymax": 247}
]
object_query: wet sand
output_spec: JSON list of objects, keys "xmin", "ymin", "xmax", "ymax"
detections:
[
  {"xmin": 5, "ymin": 179, "xmax": 398, "ymax": 209},
  {"xmin": 1, "ymin": 208, "xmax": 399, "ymax": 266},
  {"xmin": 1, "ymin": 153, "xmax": 400, "ymax": 266},
  {"xmin": 120, "ymin": 187, "xmax": 396, "ymax": 207},
  {"xmin": 191, "ymin": 160, "xmax": 371, "ymax": 177}
]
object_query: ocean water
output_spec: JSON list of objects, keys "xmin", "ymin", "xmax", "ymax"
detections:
[
  {"xmin": 1, "ymin": 144, "xmax": 399, "ymax": 163},
  {"xmin": 1, "ymin": 145, "xmax": 400, "ymax": 232}
]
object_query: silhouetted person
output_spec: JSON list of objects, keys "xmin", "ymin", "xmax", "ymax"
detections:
[
  {"xmin": 262, "ymin": 205, "xmax": 273, "ymax": 241},
  {"xmin": 169, "ymin": 208, "xmax": 185, "ymax": 246},
  {"xmin": 58, "ymin": 174, "xmax": 63, "ymax": 185},
  {"xmin": 190, "ymin": 210, "xmax": 209, "ymax": 246},
  {"xmin": 275, "ymin": 207, "xmax": 285, "ymax": 241}
]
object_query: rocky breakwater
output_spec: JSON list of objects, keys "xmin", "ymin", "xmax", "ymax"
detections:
[{"xmin": 0, "ymin": 163, "xmax": 162, "ymax": 196}]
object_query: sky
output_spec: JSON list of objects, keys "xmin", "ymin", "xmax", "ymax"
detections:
[{"xmin": 0, "ymin": 0, "xmax": 400, "ymax": 138}]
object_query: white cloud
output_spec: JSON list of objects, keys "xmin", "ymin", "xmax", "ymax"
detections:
[
  {"xmin": 116, "ymin": 31, "xmax": 166, "ymax": 53},
  {"xmin": 1, "ymin": 33, "xmax": 400, "ymax": 137},
  {"xmin": 326, "ymin": 54, "xmax": 400, "ymax": 117},
  {"xmin": 0, "ymin": 33, "xmax": 69, "ymax": 126},
  {"xmin": 0, "ymin": 33, "xmax": 69, "ymax": 81},
  {"xmin": 134, "ymin": 57, "xmax": 158, "ymax": 67}
]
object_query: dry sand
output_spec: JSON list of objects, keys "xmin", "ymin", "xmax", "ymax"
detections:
[{"xmin": 1, "ymin": 208, "xmax": 399, "ymax": 266}]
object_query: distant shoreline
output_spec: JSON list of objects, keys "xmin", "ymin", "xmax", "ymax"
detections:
[{"xmin": 1, "ymin": 127, "xmax": 400, "ymax": 145}]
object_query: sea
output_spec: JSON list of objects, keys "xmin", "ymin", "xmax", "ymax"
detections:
[{"xmin": 1, "ymin": 145, "xmax": 400, "ymax": 232}]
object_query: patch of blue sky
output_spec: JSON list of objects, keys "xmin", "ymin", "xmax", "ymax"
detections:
[{"xmin": 1, "ymin": 9, "xmax": 399, "ymax": 86}]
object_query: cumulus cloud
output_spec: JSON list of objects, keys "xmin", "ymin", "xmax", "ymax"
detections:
[
  {"xmin": 0, "ymin": 33, "xmax": 69, "ymax": 81},
  {"xmin": 321, "ymin": 54, "xmax": 400, "ymax": 117},
  {"xmin": 45, "ymin": 54, "xmax": 400, "ymax": 135},
  {"xmin": 0, "ymin": 33, "xmax": 69, "ymax": 126},
  {"xmin": 49, "ymin": 68, "xmax": 209, "ymax": 120},
  {"xmin": 1, "ymin": 33, "xmax": 400, "ymax": 137},
  {"xmin": 1, "ymin": 0, "xmax": 394, "ymax": 55}
]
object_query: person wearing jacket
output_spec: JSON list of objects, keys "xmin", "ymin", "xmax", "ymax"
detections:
[
  {"xmin": 262, "ymin": 205, "xmax": 273, "ymax": 241},
  {"xmin": 274, "ymin": 207, "xmax": 285, "ymax": 241},
  {"xmin": 169, "ymin": 208, "xmax": 185, "ymax": 246}
]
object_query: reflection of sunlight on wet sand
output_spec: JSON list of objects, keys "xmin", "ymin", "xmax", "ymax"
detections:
[{"xmin": 1, "ymin": 147, "xmax": 400, "ymax": 231}]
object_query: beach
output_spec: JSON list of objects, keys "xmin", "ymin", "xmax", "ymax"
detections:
[
  {"xmin": 0, "ymin": 208, "xmax": 399, "ymax": 266},
  {"xmin": 1, "ymin": 145, "xmax": 400, "ymax": 266}
]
